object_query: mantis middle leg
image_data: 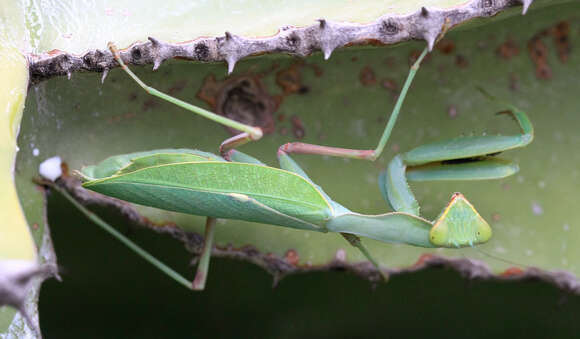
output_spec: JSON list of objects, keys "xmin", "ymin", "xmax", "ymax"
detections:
[{"xmin": 108, "ymin": 43, "xmax": 263, "ymax": 152}]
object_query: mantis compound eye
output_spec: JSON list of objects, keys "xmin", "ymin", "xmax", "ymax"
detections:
[{"xmin": 429, "ymin": 193, "xmax": 492, "ymax": 248}]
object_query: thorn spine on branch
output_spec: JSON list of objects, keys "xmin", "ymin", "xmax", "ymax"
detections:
[{"xmin": 27, "ymin": 0, "xmax": 533, "ymax": 83}]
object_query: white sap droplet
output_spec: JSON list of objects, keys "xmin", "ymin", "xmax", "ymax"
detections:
[
  {"xmin": 32, "ymin": 148, "xmax": 39, "ymax": 157},
  {"xmin": 563, "ymin": 224, "xmax": 570, "ymax": 231},
  {"xmin": 525, "ymin": 249, "xmax": 533, "ymax": 256},
  {"xmin": 39, "ymin": 156, "xmax": 62, "ymax": 181}
]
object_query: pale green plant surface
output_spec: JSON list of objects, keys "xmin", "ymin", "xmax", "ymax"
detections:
[{"xmin": 2, "ymin": 0, "xmax": 580, "ymax": 336}]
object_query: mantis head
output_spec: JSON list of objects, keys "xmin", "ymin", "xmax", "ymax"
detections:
[{"xmin": 429, "ymin": 193, "xmax": 492, "ymax": 248}]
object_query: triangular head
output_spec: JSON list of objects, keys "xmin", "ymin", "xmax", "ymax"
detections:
[{"xmin": 429, "ymin": 193, "xmax": 492, "ymax": 248}]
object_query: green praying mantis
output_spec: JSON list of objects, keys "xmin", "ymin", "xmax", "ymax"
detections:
[{"xmin": 55, "ymin": 32, "xmax": 534, "ymax": 290}]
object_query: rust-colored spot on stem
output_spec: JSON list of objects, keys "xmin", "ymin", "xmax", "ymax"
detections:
[
  {"xmin": 455, "ymin": 54, "xmax": 469, "ymax": 68},
  {"xmin": 276, "ymin": 62, "xmax": 304, "ymax": 95},
  {"xmin": 551, "ymin": 21, "xmax": 570, "ymax": 63},
  {"xmin": 414, "ymin": 254, "xmax": 436, "ymax": 267},
  {"xmin": 359, "ymin": 66, "xmax": 377, "ymax": 86},
  {"xmin": 436, "ymin": 39, "xmax": 455, "ymax": 55},
  {"xmin": 501, "ymin": 267, "xmax": 525, "ymax": 277},
  {"xmin": 527, "ymin": 36, "xmax": 552, "ymax": 80},
  {"xmin": 496, "ymin": 38, "xmax": 519, "ymax": 59}
]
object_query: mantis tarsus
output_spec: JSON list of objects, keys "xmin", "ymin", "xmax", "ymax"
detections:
[{"xmin": 56, "ymin": 34, "xmax": 533, "ymax": 290}]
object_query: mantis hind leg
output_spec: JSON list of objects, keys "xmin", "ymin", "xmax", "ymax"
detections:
[
  {"xmin": 190, "ymin": 151, "xmax": 266, "ymax": 289},
  {"xmin": 108, "ymin": 43, "xmax": 263, "ymax": 152},
  {"xmin": 46, "ymin": 181, "xmax": 194, "ymax": 290},
  {"xmin": 192, "ymin": 217, "xmax": 217, "ymax": 290},
  {"xmin": 341, "ymin": 233, "xmax": 389, "ymax": 281}
]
